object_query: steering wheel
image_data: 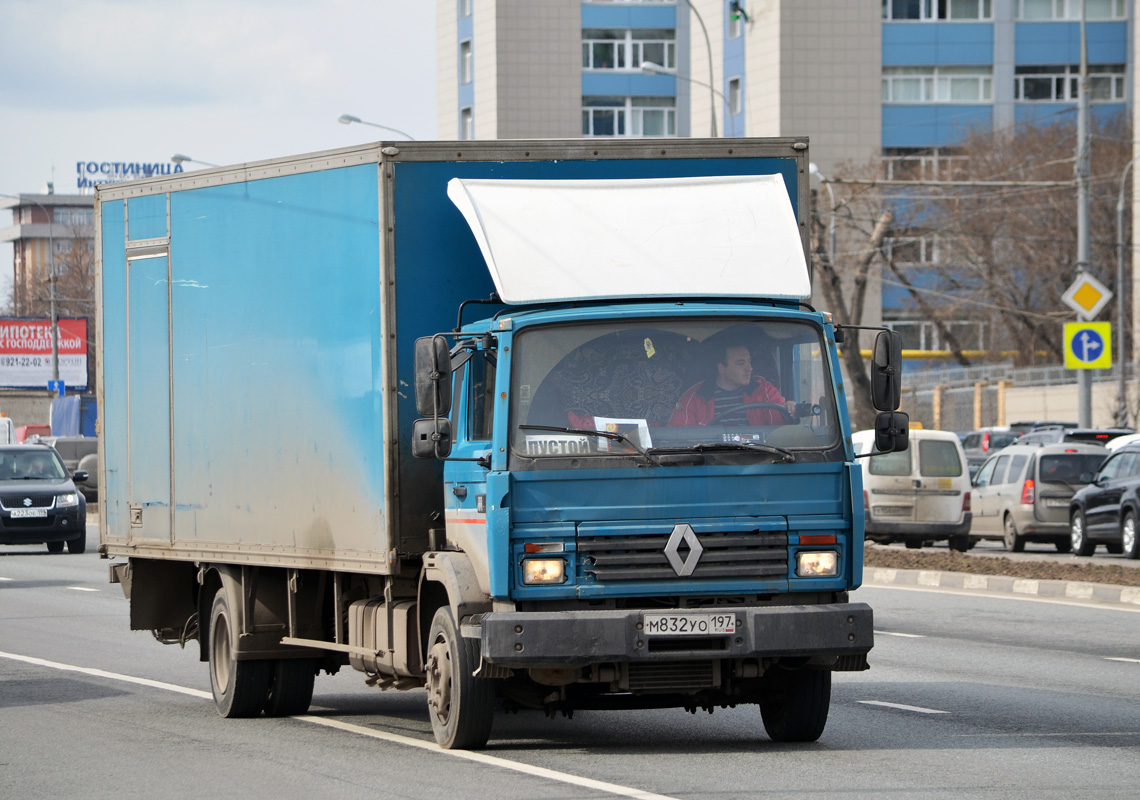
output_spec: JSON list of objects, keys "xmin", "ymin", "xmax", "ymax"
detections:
[{"xmin": 711, "ymin": 402, "xmax": 793, "ymax": 425}]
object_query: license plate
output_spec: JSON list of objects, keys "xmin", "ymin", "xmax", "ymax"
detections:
[
  {"xmin": 1044, "ymin": 498, "xmax": 1069, "ymax": 508},
  {"xmin": 10, "ymin": 508, "xmax": 47, "ymax": 518},
  {"xmin": 874, "ymin": 505, "xmax": 912, "ymax": 517},
  {"xmin": 642, "ymin": 612, "xmax": 736, "ymax": 636}
]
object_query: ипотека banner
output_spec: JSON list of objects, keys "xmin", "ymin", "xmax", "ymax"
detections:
[{"xmin": 0, "ymin": 318, "xmax": 88, "ymax": 390}]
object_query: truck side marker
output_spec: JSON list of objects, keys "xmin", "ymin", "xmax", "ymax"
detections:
[{"xmin": 0, "ymin": 649, "xmax": 682, "ymax": 800}]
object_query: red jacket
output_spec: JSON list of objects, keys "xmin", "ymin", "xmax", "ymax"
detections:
[{"xmin": 668, "ymin": 379, "xmax": 786, "ymax": 426}]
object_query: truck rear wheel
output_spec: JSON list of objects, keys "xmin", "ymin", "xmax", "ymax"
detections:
[
  {"xmin": 760, "ymin": 667, "xmax": 831, "ymax": 743},
  {"xmin": 263, "ymin": 659, "xmax": 316, "ymax": 717},
  {"xmin": 208, "ymin": 589, "xmax": 271, "ymax": 718},
  {"xmin": 425, "ymin": 606, "xmax": 494, "ymax": 750}
]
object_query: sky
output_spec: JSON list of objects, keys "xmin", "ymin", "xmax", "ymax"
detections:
[{"xmin": 0, "ymin": 0, "xmax": 438, "ymax": 305}]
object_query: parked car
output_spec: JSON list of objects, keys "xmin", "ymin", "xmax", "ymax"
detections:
[
  {"xmin": 961, "ymin": 427, "xmax": 1022, "ymax": 478},
  {"xmin": 1069, "ymin": 444, "xmax": 1140, "ymax": 559},
  {"xmin": 0, "ymin": 443, "xmax": 88, "ymax": 554},
  {"xmin": 1018, "ymin": 426, "xmax": 1134, "ymax": 447},
  {"xmin": 854, "ymin": 428, "xmax": 972, "ymax": 551},
  {"xmin": 1105, "ymin": 432, "xmax": 1140, "ymax": 452},
  {"xmin": 970, "ymin": 442, "xmax": 1106, "ymax": 552},
  {"xmin": 39, "ymin": 435, "xmax": 98, "ymax": 500}
]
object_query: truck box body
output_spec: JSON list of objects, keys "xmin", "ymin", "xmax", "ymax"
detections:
[{"xmin": 97, "ymin": 139, "xmax": 885, "ymax": 749}]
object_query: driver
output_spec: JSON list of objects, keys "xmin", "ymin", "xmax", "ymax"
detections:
[{"xmin": 668, "ymin": 343, "xmax": 796, "ymax": 426}]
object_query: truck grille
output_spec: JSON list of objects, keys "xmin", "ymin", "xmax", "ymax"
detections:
[
  {"xmin": 628, "ymin": 661, "xmax": 717, "ymax": 693},
  {"xmin": 579, "ymin": 530, "xmax": 788, "ymax": 582}
]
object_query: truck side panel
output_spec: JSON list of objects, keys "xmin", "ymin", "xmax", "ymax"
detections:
[{"xmin": 100, "ymin": 199, "xmax": 128, "ymax": 541}]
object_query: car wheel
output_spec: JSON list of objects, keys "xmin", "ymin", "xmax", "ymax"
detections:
[
  {"xmin": 760, "ymin": 667, "xmax": 831, "ymax": 743},
  {"xmin": 1070, "ymin": 510, "xmax": 1095, "ymax": 557},
  {"xmin": 66, "ymin": 530, "xmax": 86, "ymax": 554},
  {"xmin": 46, "ymin": 540, "xmax": 64, "ymax": 554},
  {"xmin": 1003, "ymin": 515, "xmax": 1025, "ymax": 553},
  {"xmin": 1124, "ymin": 512, "xmax": 1140, "ymax": 560},
  {"xmin": 208, "ymin": 588, "xmax": 272, "ymax": 718}
]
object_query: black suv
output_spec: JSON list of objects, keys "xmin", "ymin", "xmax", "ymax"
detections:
[
  {"xmin": 1069, "ymin": 444, "xmax": 1140, "ymax": 559},
  {"xmin": 0, "ymin": 444, "xmax": 88, "ymax": 554}
]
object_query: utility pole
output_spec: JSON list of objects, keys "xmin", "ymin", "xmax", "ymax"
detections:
[{"xmin": 1076, "ymin": 2, "xmax": 1092, "ymax": 427}]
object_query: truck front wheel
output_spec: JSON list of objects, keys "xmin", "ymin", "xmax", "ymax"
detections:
[
  {"xmin": 208, "ymin": 589, "xmax": 271, "ymax": 718},
  {"xmin": 759, "ymin": 667, "xmax": 831, "ymax": 742},
  {"xmin": 425, "ymin": 606, "xmax": 494, "ymax": 749}
]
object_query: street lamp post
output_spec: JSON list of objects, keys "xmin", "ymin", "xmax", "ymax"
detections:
[
  {"xmin": 640, "ymin": 63, "xmax": 733, "ymax": 137},
  {"xmin": 678, "ymin": 0, "xmax": 718, "ymax": 138},
  {"xmin": 1, "ymin": 192, "xmax": 59, "ymax": 383},
  {"xmin": 337, "ymin": 114, "xmax": 415, "ymax": 141},
  {"xmin": 1115, "ymin": 154, "xmax": 1139, "ymax": 426},
  {"xmin": 170, "ymin": 154, "xmax": 219, "ymax": 168}
]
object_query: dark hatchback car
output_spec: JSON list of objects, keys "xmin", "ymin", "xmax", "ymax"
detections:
[
  {"xmin": 1069, "ymin": 444, "xmax": 1140, "ymax": 559},
  {"xmin": 0, "ymin": 444, "xmax": 88, "ymax": 554}
]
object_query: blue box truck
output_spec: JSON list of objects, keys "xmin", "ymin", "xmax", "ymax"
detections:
[{"xmin": 96, "ymin": 138, "xmax": 906, "ymax": 749}]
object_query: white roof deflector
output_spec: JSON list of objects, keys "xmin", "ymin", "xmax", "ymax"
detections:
[{"xmin": 446, "ymin": 174, "xmax": 809, "ymax": 305}]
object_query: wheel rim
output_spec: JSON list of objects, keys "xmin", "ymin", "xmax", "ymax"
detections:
[
  {"xmin": 212, "ymin": 613, "xmax": 232, "ymax": 690},
  {"xmin": 1071, "ymin": 515, "xmax": 1084, "ymax": 549},
  {"xmin": 426, "ymin": 636, "xmax": 453, "ymax": 726},
  {"xmin": 1124, "ymin": 517, "xmax": 1137, "ymax": 553},
  {"xmin": 1004, "ymin": 518, "xmax": 1016, "ymax": 548}
]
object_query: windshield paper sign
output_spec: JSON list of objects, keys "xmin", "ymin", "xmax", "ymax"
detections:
[{"xmin": 0, "ymin": 318, "xmax": 88, "ymax": 389}]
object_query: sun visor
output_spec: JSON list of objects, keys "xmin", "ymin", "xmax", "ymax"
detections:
[{"xmin": 446, "ymin": 174, "xmax": 809, "ymax": 305}]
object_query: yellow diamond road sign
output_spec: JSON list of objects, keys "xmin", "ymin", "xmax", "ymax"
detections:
[{"xmin": 1061, "ymin": 271, "xmax": 1113, "ymax": 320}]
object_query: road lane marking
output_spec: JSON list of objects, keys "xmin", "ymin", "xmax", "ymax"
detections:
[
  {"xmin": 874, "ymin": 630, "xmax": 925, "ymax": 638},
  {"xmin": 1105, "ymin": 656, "xmax": 1140, "ymax": 664},
  {"xmin": 0, "ymin": 650, "xmax": 680, "ymax": 800},
  {"xmin": 857, "ymin": 700, "xmax": 948, "ymax": 715},
  {"xmin": 864, "ymin": 584, "xmax": 1140, "ymax": 613},
  {"xmin": 68, "ymin": 586, "xmax": 99, "ymax": 592},
  {"xmin": 0, "ymin": 577, "xmax": 12, "ymax": 581}
]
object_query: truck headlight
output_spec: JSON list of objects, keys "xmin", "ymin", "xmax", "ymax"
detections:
[
  {"xmin": 796, "ymin": 551, "xmax": 838, "ymax": 577},
  {"xmin": 56, "ymin": 492, "xmax": 80, "ymax": 508},
  {"xmin": 522, "ymin": 558, "xmax": 566, "ymax": 585}
]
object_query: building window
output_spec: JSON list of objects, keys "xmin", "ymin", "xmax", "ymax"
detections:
[
  {"xmin": 728, "ymin": 77, "xmax": 742, "ymax": 115},
  {"xmin": 886, "ymin": 320, "xmax": 986, "ymax": 351},
  {"xmin": 459, "ymin": 0, "xmax": 471, "ymax": 17},
  {"xmin": 882, "ymin": 0, "xmax": 992, "ymax": 20},
  {"xmin": 582, "ymin": 29, "xmax": 675, "ymax": 71},
  {"xmin": 728, "ymin": 8, "xmax": 744, "ymax": 38},
  {"xmin": 886, "ymin": 230, "xmax": 955, "ymax": 264},
  {"xmin": 882, "ymin": 67, "xmax": 992, "ymax": 103},
  {"xmin": 460, "ymin": 39, "xmax": 473, "ymax": 84},
  {"xmin": 1018, "ymin": 0, "xmax": 1126, "ymax": 20},
  {"xmin": 582, "ymin": 97, "xmax": 676, "ymax": 137},
  {"xmin": 460, "ymin": 107, "xmax": 473, "ymax": 140},
  {"xmin": 53, "ymin": 208, "xmax": 94, "ymax": 226},
  {"xmin": 882, "ymin": 148, "xmax": 968, "ymax": 181},
  {"xmin": 1015, "ymin": 65, "xmax": 1125, "ymax": 101}
]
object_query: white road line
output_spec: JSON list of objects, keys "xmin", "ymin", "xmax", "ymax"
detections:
[
  {"xmin": 0, "ymin": 650, "xmax": 679, "ymax": 800},
  {"xmin": 874, "ymin": 630, "xmax": 925, "ymax": 638},
  {"xmin": 857, "ymin": 700, "xmax": 949, "ymax": 715},
  {"xmin": 1105, "ymin": 656, "xmax": 1140, "ymax": 664},
  {"xmin": 864, "ymin": 583, "xmax": 1140, "ymax": 613},
  {"xmin": 67, "ymin": 586, "xmax": 99, "ymax": 592},
  {"xmin": 0, "ymin": 576, "xmax": 12, "ymax": 581}
]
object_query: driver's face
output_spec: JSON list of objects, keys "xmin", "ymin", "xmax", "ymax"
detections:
[{"xmin": 717, "ymin": 346, "xmax": 752, "ymax": 391}]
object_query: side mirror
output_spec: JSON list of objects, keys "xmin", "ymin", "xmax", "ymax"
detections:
[
  {"xmin": 412, "ymin": 417, "xmax": 453, "ymax": 459},
  {"xmin": 72, "ymin": 470, "xmax": 89, "ymax": 483},
  {"xmin": 870, "ymin": 330, "xmax": 903, "ymax": 411},
  {"xmin": 414, "ymin": 336, "xmax": 452, "ymax": 417},
  {"xmin": 874, "ymin": 411, "xmax": 909, "ymax": 453}
]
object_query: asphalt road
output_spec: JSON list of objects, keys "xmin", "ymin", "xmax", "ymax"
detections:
[{"xmin": 2, "ymin": 522, "xmax": 1139, "ymax": 799}]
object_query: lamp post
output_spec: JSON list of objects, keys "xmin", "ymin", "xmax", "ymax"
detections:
[
  {"xmin": 640, "ymin": 63, "xmax": 733, "ymax": 137},
  {"xmin": 170, "ymin": 154, "xmax": 219, "ymax": 168},
  {"xmin": 808, "ymin": 163, "xmax": 837, "ymax": 276},
  {"xmin": 1115, "ymin": 153, "xmax": 1139, "ymax": 426},
  {"xmin": 1, "ymin": 192, "xmax": 58, "ymax": 382},
  {"xmin": 337, "ymin": 114, "xmax": 415, "ymax": 141},
  {"xmin": 678, "ymin": 0, "xmax": 718, "ymax": 138}
]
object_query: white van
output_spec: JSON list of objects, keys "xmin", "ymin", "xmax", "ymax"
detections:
[{"xmin": 852, "ymin": 428, "xmax": 972, "ymax": 551}]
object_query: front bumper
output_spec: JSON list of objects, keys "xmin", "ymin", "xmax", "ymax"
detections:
[
  {"xmin": 0, "ymin": 509, "xmax": 86, "ymax": 545},
  {"xmin": 480, "ymin": 602, "xmax": 873, "ymax": 668}
]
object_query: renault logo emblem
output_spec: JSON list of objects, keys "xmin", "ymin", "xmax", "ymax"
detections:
[{"xmin": 663, "ymin": 523, "xmax": 703, "ymax": 577}]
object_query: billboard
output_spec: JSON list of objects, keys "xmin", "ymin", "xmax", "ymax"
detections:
[{"xmin": 0, "ymin": 318, "xmax": 88, "ymax": 390}]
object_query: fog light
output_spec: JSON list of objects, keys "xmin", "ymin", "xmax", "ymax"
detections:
[
  {"xmin": 796, "ymin": 551, "xmax": 838, "ymax": 577},
  {"xmin": 522, "ymin": 558, "xmax": 567, "ymax": 585}
]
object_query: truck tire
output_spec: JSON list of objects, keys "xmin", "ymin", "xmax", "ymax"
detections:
[
  {"xmin": 760, "ymin": 667, "xmax": 831, "ymax": 743},
  {"xmin": 1002, "ymin": 516, "xmax": 1024, "ymax": 553},
  {"xmin": 263, "ymin": 659, "xmax": 316, "ymax": 717},
  {"xmin": 1070, "ymin": 511, "xmax": 1095, "ymax": 557},
  {"xmin": 208, "ymin": 589, "xmax": 271, "ymax": 718},
  {"xmin": 425, "ymin": 606, "xmax": 494, "ymax": 750}
]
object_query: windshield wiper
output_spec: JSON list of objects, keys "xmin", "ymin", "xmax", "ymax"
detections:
[
  {"xmin": 519, "ymin": 424, "xmax": 660, "ymax": 466},
  {"xmin": 654, "ymin": 441, "xmax": 796, "ymax": 463}
]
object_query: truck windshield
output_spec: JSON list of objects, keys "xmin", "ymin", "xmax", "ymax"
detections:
[{"xmin": 509, "ymin": 318, "xmax": 841, "ymax": 465}]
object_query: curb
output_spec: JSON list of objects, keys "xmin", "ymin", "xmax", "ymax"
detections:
[{"xmin": 864, "ymin": 567, "xmax": 1140, "ymax": 608}]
